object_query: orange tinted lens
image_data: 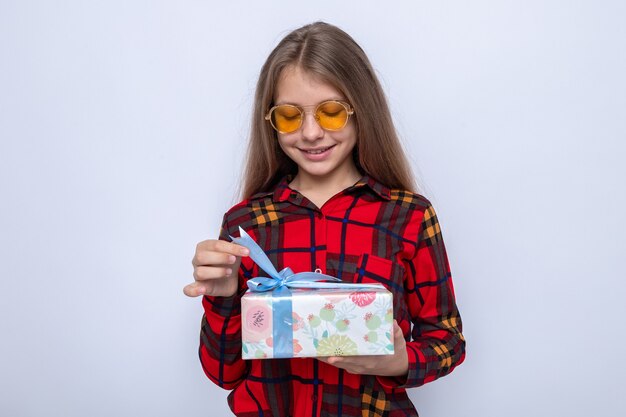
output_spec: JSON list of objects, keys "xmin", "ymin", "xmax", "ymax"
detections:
[
  {"xmin": 271, "ymin": 105, "xmax": 302, "ymax": 133},
  {"xmin": 316, "ymin": 101, "xmax": 348, "ymax": 130}
]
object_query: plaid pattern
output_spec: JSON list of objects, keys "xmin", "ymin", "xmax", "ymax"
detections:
[
  {"xmin": 361, "ymin": 381, "xmax": 390, "ymax": 417},
  {"xmin": 199, "ymin": 175, "xmax": 465, "ymax": 416}
]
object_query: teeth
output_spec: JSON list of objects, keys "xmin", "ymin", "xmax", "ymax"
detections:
[{"xmin": 306, "ymin": 147, "xmax": 330, "ymax": 154}]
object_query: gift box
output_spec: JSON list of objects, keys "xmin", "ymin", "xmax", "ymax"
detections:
[
  {"xmin": 230, "ymin": 226, "xmax": 394, "ymax": 360},
  {"xmin": 241, "ymin": 285, "xmax": 394, "ymax": 360}
]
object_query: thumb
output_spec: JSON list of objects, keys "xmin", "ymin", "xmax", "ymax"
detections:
[
  {"xmin": 183, "ymin": 282, "xmax": 205, "ymax": 297},
  {"xmin": 393, "ymin": 320, "xmax": 406, "ymax": 345}
]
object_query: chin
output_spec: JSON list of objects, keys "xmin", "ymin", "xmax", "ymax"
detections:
[{"xmin": 299, "ymin": 167, "xmax": 333, "ymax": 178}]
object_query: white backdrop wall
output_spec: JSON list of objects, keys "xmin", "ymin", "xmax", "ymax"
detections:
[{"xmin": 1, "ymin": 1, "xmax": 625, "ymax": 416}]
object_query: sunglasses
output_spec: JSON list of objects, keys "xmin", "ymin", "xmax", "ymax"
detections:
[{"xmin": 265, "ymin": 100, "xmax": 355, "ymax": 134}]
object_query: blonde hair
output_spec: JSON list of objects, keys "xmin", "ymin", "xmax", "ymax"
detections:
[{"xmin": 241, "ymin": 22, "xmax": 416, "ymax": 199}]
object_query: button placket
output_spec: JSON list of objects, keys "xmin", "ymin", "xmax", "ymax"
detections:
[{"xmin": 315, "ymin": 211, "xmax": 327, "ymax": 275}]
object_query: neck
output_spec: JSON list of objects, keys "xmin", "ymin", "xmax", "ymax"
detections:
[{"xmin": 289, "ymin": 167, "xmax": 362, "ymax": 206}]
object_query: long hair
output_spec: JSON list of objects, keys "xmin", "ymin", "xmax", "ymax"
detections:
[{"xmin": 241, "ymin": 22, "xmax": 416, "ymax": 199}]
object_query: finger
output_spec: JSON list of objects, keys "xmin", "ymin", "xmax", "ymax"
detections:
[
  {"xmin": 325, "ymin": 356, "xmax": 365, "ymax": 375},
  {"xmin": 197, "ymin": 240, "xmax": 250, "ymax": 257},
  {"xmin": 323, "ymin": 357, "xmax": 351, "ymax": 371},
  {"xmin": 326, "ymin": 356, "xmax": 341, "ymax": 366},
  {"xmin": 393, "ymin": 320, "xmax": 406, "ymax": 345},
  {"xmin": 393, "ymin": 320, "xmax": 406, "ymax": 352},
  {"xmin": 194, "ymin": 251, "xmax": 238, "ymax": 267},
  {"xmin": 193, "ymin": 265, "xmax": 234, "ymax": 281},
  {"xmin": 183, "ymin": 282, "xmax": 207, "ymax": 297},
  {"xmin": 333, "ymin": 355, "xmax": 376, "ymax": 366},
  {"xmin": 318, "ymin": 356, "xmax": 346, "ymax": 367}
]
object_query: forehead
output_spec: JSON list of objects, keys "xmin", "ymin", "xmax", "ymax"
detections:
[{"xmin": 274, "ymin": 66, "xmax": 344, "ymax": 105}]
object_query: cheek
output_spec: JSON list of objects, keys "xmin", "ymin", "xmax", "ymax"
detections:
[
  {"xmin": 337, "ymin": 126, "xmax": 358, "ymax": 150},
  {"xmin": 344, "ymin": 118, "xmax": 357, "ymax": 139},
  {"xmin": 276, "ymin": 136, "xmax": 287, "ymax": 151},
  {"xmin": 277, "ymin": 133, "xmax": 298, "ymax": 150},
  {"xmin": 276, "ymin": 135, "xmax": 296, "ymax": 157}
]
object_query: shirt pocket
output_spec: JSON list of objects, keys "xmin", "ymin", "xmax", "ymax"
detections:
[
  {"xmin": 353, "ymin": 253, "xmax": 405, "ymax": 294},
  {"xmin": 353, "ymin": 253, "xmax": 409, "ymax": 325}
]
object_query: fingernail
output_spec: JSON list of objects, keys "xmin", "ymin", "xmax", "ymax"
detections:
[
  {"xmin": 226, "ymin": 268, "xmax": 233, "ymax": 276},
  {"xmin": 228, "ymin": 255, "xmax": 236, "ymax": 264},
  {"xmin": 240, "ymin": 248, "xmax": 249, "ymax": 256}
]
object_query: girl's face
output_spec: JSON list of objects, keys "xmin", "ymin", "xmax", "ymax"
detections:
[{"xmin": 274, "ymin": 66, "xmax": 359, "ymax": 188}]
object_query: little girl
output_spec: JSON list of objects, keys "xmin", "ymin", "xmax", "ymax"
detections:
[{"xmin": 184, "ymin": 22, "xmax": 465, "ymax": 417}]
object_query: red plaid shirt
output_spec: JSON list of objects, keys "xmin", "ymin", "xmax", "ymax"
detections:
[{"xmin": 199, "ymin": 175, "xmax": 465, "ymax": 416}]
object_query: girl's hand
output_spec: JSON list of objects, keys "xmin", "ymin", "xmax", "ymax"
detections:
[
  {"xmin": 318, "ymin": 320, "xmax": 408, "ymax": 377},
  {"xmin": 183, "ymin": 239, "xmax": 249, "ymax": 298}
]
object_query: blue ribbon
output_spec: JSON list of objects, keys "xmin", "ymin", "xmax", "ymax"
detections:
[{"xmin": 230, "ymin": 226, "xmax": 382, "ymax": 358}]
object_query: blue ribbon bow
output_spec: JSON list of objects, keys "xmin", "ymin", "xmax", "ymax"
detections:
[{"xmin": 231, "ymin": 226, "xmax": 382, "ymax": 358}]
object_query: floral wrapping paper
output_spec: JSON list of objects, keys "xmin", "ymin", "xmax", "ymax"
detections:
[{"xmin": 241, "ymin": 285, "xmax": 394, "ymax": 360}]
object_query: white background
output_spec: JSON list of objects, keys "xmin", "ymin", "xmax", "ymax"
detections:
[{"xmin": 1, "ymin": 1, "xmax": 625, "ymax": 416}]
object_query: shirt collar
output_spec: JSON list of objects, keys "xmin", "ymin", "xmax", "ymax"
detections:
[
  {"xmin": 350, "ymin": 174, "xmax": 392, "ymax": 200},
  {"xmin": 265, "ymin": 174, "xmax": 391, "ymax": 203}
]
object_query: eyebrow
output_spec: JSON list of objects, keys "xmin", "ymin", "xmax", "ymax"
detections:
[{"xmin": 273, "ymin": 98, "xmax": 347, "ymax": 106}]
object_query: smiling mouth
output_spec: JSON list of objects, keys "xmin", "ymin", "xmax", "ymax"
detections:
[{"xmin": 301, "ymin": 145, "xmax": 335, "ymax": 154}]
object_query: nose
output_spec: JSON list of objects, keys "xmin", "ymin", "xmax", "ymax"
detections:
[{"xmin": 300, "ymin": 109, "xmax": 324, "ymax": 141}]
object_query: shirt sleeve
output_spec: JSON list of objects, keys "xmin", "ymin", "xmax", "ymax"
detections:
[
  {"xmin": 198, "ymin": 214, "xmax": 249, "ymax": 390},
  {"xmin": 378, "ymin": 203, "xmax": 466, "ymax": 389}
]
